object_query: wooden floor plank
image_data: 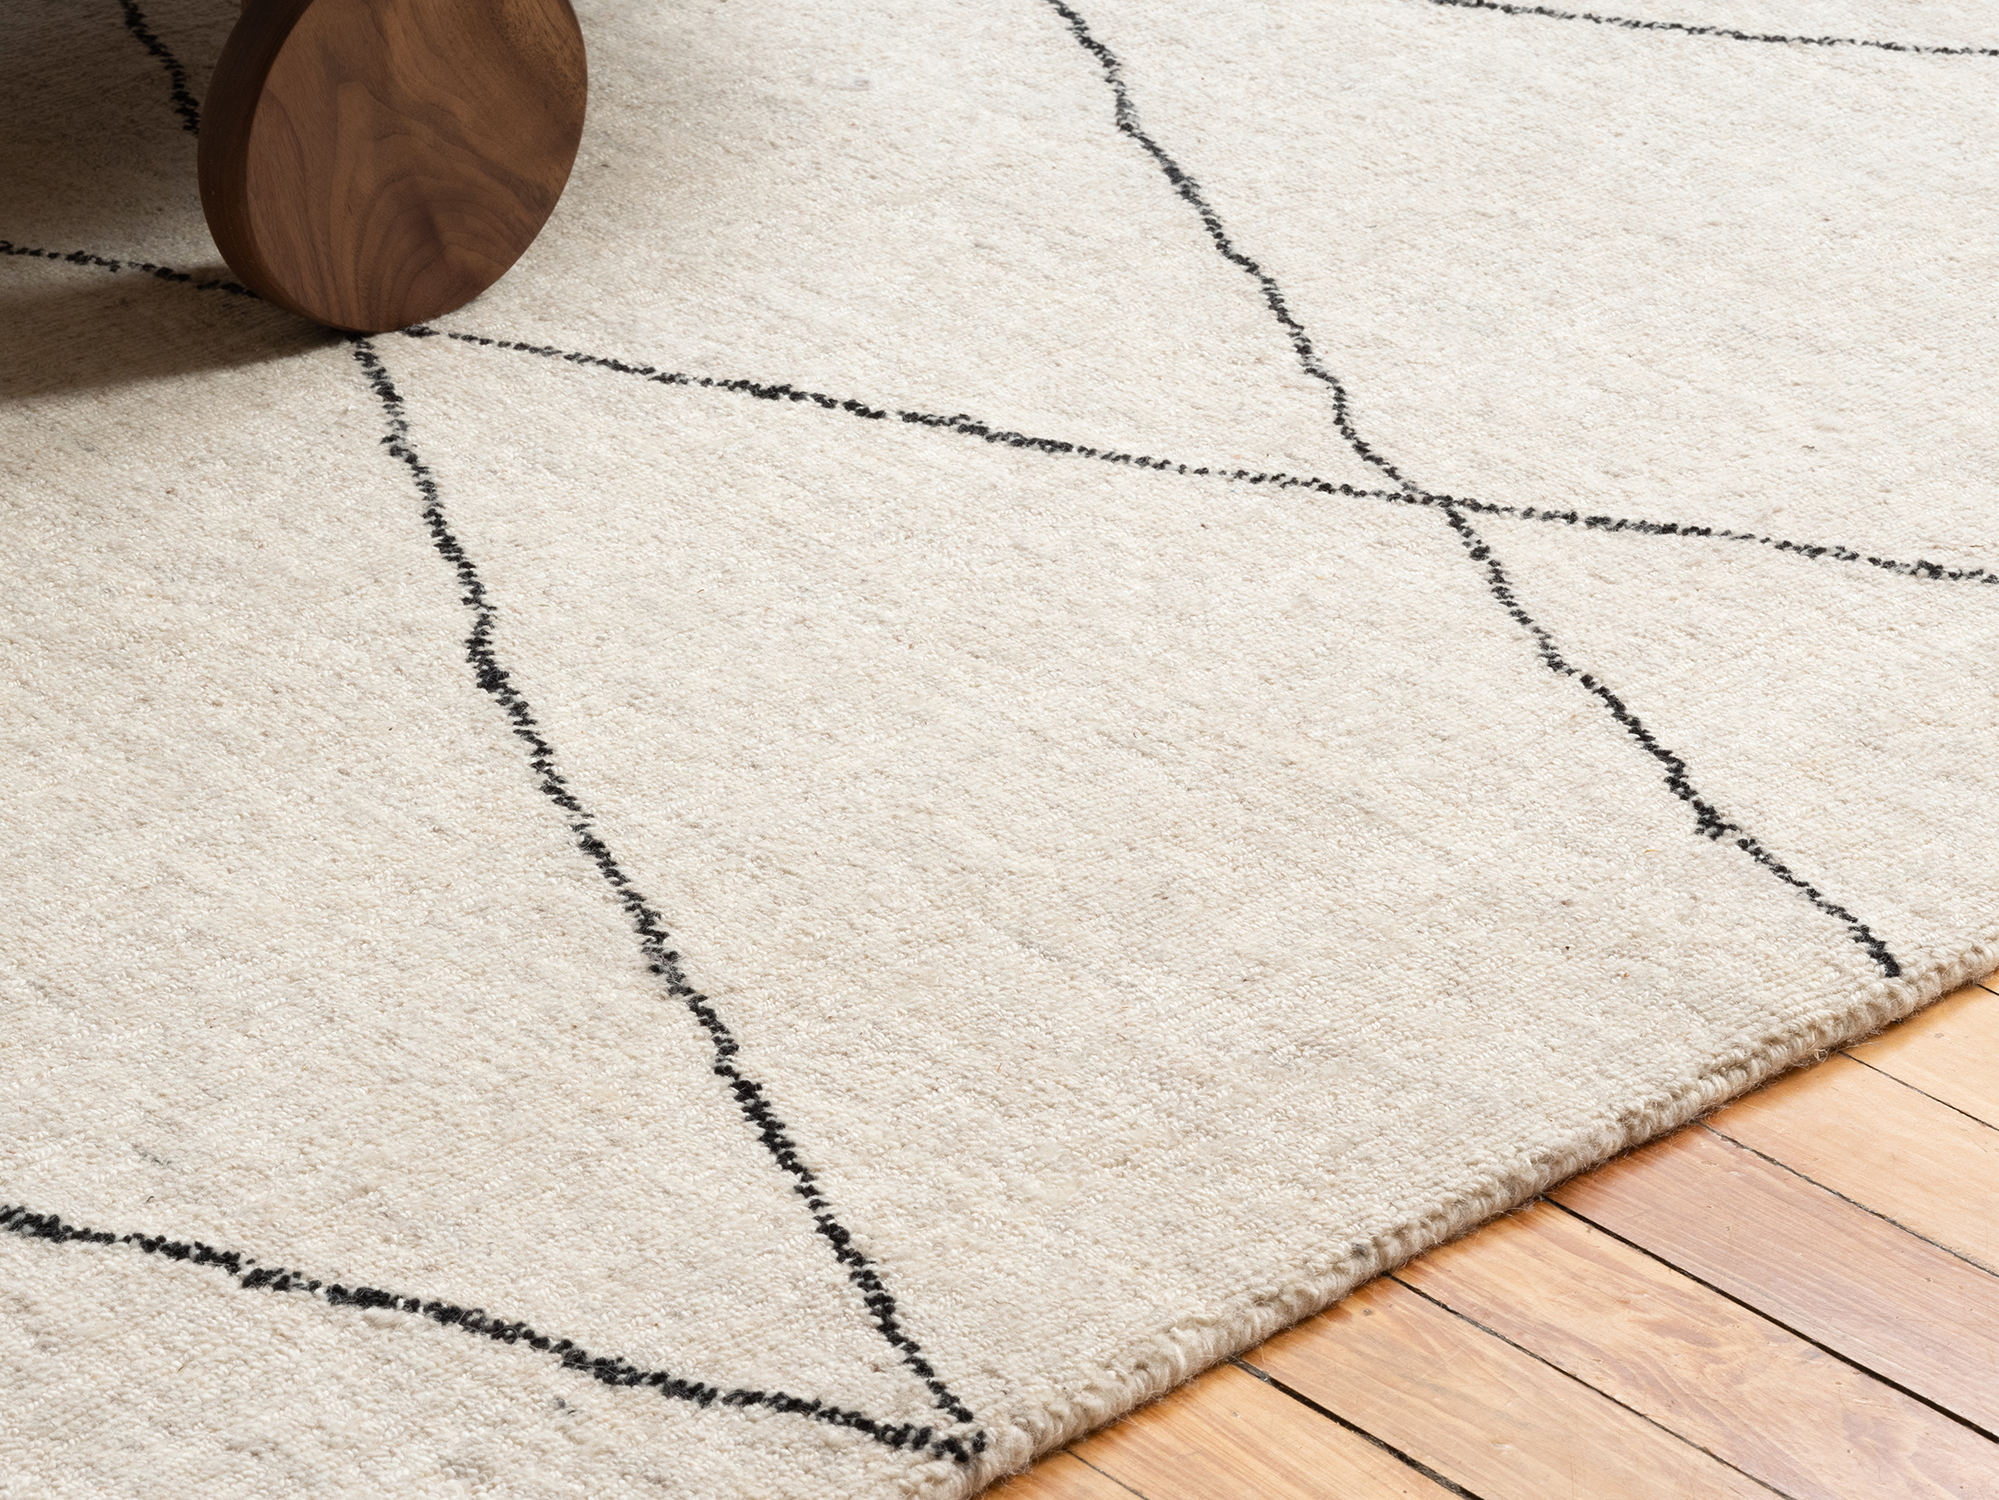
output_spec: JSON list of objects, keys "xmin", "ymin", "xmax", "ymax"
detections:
[
  {"xmin": 1043, "ymin": 1362, "xmax": 1450, "ymax": 1500},
  {"xmin": 1398, "ymin": 1199, "xmax": 1998, "ymax": 1498},
  {"xmin": 1847, "ymin": 981, "xmax": 1999, "ymax": 1129},
  {"xmin": 1002, "ymin": 986, "xmax": 1999, "ymax": 1498},
  {"xmin": 1552, "ymin": 1123, "xmax": 1999, "ymax": 1433},
  {"xmin": 1249, "ymin": 1275, "xmax": 1771, "ymax": 1499},
  {"xmin": 1708, "ymin": 1055, "xmax": 1999, "ymax": 1272},
  {"xmin": 989, "ymin": 1451, "xmax": 1140, "ymax": 1500}
]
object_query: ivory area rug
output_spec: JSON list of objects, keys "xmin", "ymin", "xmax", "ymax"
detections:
[{"xmin": 6, "ymin": 0, "xmax": 1999, "ymax": 1494}]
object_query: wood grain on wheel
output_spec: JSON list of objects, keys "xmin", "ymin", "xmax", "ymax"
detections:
[{"xmin": 199, "ymin": 0, "xmax": 587, "ymax": 332}]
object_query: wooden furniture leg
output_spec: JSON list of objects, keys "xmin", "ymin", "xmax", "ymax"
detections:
[{"xmin": 198, "ymin": 0, "xmax": 587, "ymax": 333}]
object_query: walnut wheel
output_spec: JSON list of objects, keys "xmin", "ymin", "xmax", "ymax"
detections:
[{"xmin": 199, "ymin": 0, "xmax": 588, "ymax": 333}]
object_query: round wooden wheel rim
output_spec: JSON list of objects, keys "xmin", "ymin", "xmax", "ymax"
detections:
[{"xmin": 199, "ymin": 0, "xmax": 588, "ymax": 333}]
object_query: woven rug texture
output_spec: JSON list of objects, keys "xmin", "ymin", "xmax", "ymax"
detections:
[{"xmin": 6, "ymin": 0, "xmax": 1999, "ymax": 1494}]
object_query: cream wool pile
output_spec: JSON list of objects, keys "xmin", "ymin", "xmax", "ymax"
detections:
[{"xmin": 5, "ymin": 0, "xmax": 1998, "ymax": 1493}]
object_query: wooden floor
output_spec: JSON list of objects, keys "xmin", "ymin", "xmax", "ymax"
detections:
[{"xmin": 994, "ymin": 976, "xmax": 1999, "ymax": 1499}]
